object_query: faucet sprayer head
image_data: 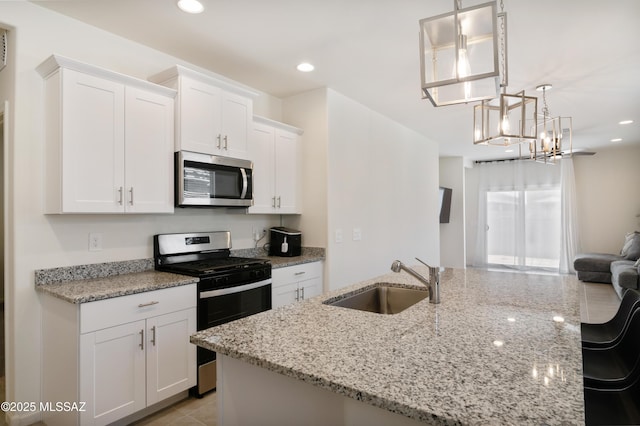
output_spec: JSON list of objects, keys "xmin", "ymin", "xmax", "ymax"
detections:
[{"xmin": 391, "ymin": 260, "xmax": 403, "ymax": 273}]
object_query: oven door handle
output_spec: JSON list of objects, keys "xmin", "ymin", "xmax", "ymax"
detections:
[{"xmin": 199, "ymin": 278, "xmax": 271, "ymax": 299}]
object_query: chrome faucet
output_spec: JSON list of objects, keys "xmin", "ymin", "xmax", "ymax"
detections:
[{"xmin": 391, "ymin": 258, "xmax": 440, "ymax": 304}]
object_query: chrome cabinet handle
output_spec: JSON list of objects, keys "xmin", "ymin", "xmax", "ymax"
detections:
[
  {"xmin": 118, "ymin": 187, "xmax": 123, "ymax": 205},
  {"xmin": 129, "ymin": 187, "xmax": 134, "ymax": 205},
  {"xmin": 216, "ymin": 134, "xmax": 222, "ymax": 149},
  {"xmin": 139, "ymin": 329, "xmax": 144, "ymax": 350},
  {"xmin": 150, "ymin": 326, "xmax": 156, "ymax": 346},
  {"xmin": 277, "ymin": 196, "xmax": 281, "ymax": 208},
  {"xmin": 295, "ymin": 288, "xmax": 300, "ymax": 301},
  {"xmin": 301, "ymin": 287, "xmax": 305, "ymax": 300},
  {"xmin": 272, "ymin": 196, "xmax": 276, "ymax": 208},
  {"xmin": 294, "ymin": 271, "xmax": 306, "ymax": 276},
  {"xmin": 138, "ymin": 301, "xmax": 159, "ymax": 308},
  {"xmin": 223, "ymin": 135, "xmax": 228, "ymax": 150}
]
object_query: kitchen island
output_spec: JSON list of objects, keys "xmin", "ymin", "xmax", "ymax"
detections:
[{"xmin": 191, "ymin": 267, "xmax": 585, "ymax": 425}]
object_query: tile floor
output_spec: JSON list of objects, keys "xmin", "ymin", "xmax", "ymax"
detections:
[
  {"xmin": 0, "ymin": 278, "xmax": 622, "ymax": 426},
  {"xmin": 131, "ymin": 392, "xmax": 217, "ymax": 426}
]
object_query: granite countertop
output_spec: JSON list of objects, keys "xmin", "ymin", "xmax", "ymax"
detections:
[
  {"xmin": 36, "ymin": 270, "xmax": 198, "ymax": 304},
  {"xmin": 34, "ymin": 247, "xmax": 324, "ymax": 304},
  {"xmin": 191, "ymin": 267, "xmax": 585, "ymax": 425},
  {"xmin": 232, "ymin": 246, "xmax": 325, "ymax": 268}
]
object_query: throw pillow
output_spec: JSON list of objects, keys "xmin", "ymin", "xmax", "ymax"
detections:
[
  {"xmin": 623, "ymin": 231, "xmax": 640, "ymax": 260},
  {"xmin": 621, "ymin": 231, "xmax": 640, "ymax": 257}
]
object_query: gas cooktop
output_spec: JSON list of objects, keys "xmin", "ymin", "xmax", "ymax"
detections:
[{"xmin": 153, "ymin": 231, "xmax": 270, "ymax": 278}]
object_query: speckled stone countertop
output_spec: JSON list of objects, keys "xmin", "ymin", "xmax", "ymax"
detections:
[
  {"xmin": 34, "ymin": 247, "xmax": 324, "ymax": 304},
  {"xmin": 35, "ymin": 259, "xmax": 197, "ymax": 304},
  {"xmin": 232, "ymin": 246, "xmax": 325, "ymax": 268},
  {"xmin": 191, "ymin": 267, "xmax": 585, "ymax": 425}
]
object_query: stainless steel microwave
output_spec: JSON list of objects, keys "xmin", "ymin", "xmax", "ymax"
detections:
[{"xmin": 175, "ymin": 151, "xmax": 253, "ymax": 207}]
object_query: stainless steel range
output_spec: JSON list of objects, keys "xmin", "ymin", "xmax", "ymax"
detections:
[{"xmin": 153, "ymin": 231, "xmax": 272, "ymax": 396}]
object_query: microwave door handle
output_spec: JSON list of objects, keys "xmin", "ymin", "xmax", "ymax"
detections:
[{"xmin": 240, "ymin": 168, "xmax": 248, "ymax": 199}]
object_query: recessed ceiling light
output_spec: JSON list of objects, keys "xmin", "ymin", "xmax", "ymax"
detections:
[
  {"xmin": 611, "ymin": 138, "xmax": 622, "ymax": 142},
  {"xmin": 619, "ymin": 120, "xmax": 634, "ymax": 125},
  {"xmin": 296, "ymin": 62, "xmax": 315, "ymax": 72},
  {"xmin": 177, "ymin": 0, "xmax": 204, "ymax": 14}
]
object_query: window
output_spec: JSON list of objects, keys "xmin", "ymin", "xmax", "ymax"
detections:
[{"xmin": 486, "ymin": 188, "xmax": 561, "ymax": 270}]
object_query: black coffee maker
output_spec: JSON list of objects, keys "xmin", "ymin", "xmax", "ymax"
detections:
[{"xmin": 268, "ymin": 227, "xmax": 302, "ymax": 257}]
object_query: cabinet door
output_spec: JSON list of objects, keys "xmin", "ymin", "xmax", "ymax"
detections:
[
  {"xmin": 247, "ymin": 122, "xmax": 276, "ymax": 213},
  {"xmin": 80, "ymin": 320, "xmax": 146, "ymax": 426},
  {"xmin": 61, "ymin": 69, "xmax": 125, "ymax": 213},
  {"xmin": 274, "ymin": 129, "xmax": 299, "ymax": 214},
  {"xmin": 178, "ymin": 76, "xmax": 222, "ymax": 154},
  {"xmin": 124, "ymin": 87, "xmax": 175, "ymax": 213},
  {"xmin": 220, "ymin": 91, "xmax": 251, "ymax": 159},
  {"xmin": 299, "ymin": 276, "xmax": 323, "ymax": 301},
  {"xmin": 272, "ymin": 281, "xmax": 301, "ymax": 309},
  {"xmin": 146, "ymin": 308, "xmax": 197, "ymax": 405}
]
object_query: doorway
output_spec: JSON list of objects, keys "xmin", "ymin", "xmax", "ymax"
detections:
[{"xmin": 486, "ymin": 188, "xmax": 561, "ymax": 271}]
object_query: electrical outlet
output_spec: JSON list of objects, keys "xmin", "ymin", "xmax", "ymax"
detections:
[
  {"xmin": 335, "ymin": 229, "xmax": 343, "ymax": 243},
  {"xmin": 353, "ymin": 228, "xmax": 362, "ymax": 241},
  {"xmin": 89, "ymin": 233, "xmax": 103, "ymax": 251},
  {"xmin": 252, "ymin": 227, "xmax": 267, "ymax": 242}
]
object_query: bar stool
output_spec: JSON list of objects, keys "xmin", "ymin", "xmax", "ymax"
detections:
[
  {"xmin": 582, "ymin": 308, "xmax": 640, "ymax": 389},
  {"xmin": 582, "ymin": 288, "xmax": 640, "ymax": 349},
  {"xmin": 584, "ymin": 373, "xmax": 640, "ymax": 425}
]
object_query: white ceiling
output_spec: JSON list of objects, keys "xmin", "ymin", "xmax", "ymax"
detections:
[{"xmin": 32, "ymin": 0, "xmax": 640, "ymax": 161}]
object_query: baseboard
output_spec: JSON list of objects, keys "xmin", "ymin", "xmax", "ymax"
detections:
[{"xmin": 6, "ymin": 409, "xmax": 42, "ymax": 426}]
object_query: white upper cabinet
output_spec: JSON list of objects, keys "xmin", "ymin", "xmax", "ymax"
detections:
[
  {"xmin": 37, "ymin": 55, "xmax": 176, "ymax": 214},
  {"xmin": 149, "ymin": 65, "xmax": 257, "ymax": 159},
  {"xmin": 248, "ymin": 116, "xmax": 303, "ymax": 214},
  {"xmin": 124, "ymin": 87, "xmax": 175, "ymax": 213}
]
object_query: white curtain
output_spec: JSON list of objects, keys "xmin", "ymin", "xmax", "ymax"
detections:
[
  {"xmin": 559, "ymin": 157, "xmax": 581, "ymax": 274},
  {"xmin": 471, "ymin": 160, "xmax": 562, "ymax": 271}
]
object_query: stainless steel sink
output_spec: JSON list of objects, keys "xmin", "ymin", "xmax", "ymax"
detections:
[{"xmin": 324, "ymin": 284, "xmax": 428, "ymax": 314}]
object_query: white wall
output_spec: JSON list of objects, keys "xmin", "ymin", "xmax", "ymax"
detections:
[
  {"xmin": 573, "ymin": 144, "xmax": 640, "ymax": 253},
  {"xmin": 283, "ymin": 89, "xmax": 440, "ymax": 291},
  {"xmin": 439, "ymin": 157, "xmax": 466, "ymax": 268},
  {"xmin": 0, "ymin": 3, "xmax": 284, "ymax": 420},
  {"xmin": 281, "ymin": 89, "xmax": 328, "ymax": 249}
]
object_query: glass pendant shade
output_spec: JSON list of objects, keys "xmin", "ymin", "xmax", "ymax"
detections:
[
  {"xmin": 419, "ymin": 1, "xmax": 501, "ymax": 107},
  {"xmin": 473, "ymin": 90, "xmax": 537, "ymax": 145}
]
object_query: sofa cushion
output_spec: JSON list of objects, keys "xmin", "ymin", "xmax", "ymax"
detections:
[
  {"xmin": 621, "ymin": 231, "xmax": 640, "ymax": 260},
  {"xmin": 574, "ymin": 253, "xmax": 625, "ymax": 273},
  {"xmin": 611, "ymin": 260, "xmax": 639, "ymax": 292},
  {"xmin": 577, "ymin": 271, "xmax": 613, "ymax": 284}
]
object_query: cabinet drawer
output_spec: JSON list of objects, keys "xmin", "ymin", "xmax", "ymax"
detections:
[
  {"xmin": 272, "ymin": 262, "xmax": 323, "ymax": 286},
  {"xmin": 80, "ymin": 284, "xmax": 196, "ymax": 334}
]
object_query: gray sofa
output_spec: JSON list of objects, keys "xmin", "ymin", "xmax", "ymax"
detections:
[{"xmin": 574, "ymin": 232, "xmax": 640, "ymax": 299}]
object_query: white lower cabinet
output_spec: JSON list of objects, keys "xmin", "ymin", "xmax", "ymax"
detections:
[
  {"xmin": 41, "ymin": 284, "xmax": 197, "ymax": 426},
  {"xmin": 272, "ymin": 262, "xmax": 323, "ymax": 308}
]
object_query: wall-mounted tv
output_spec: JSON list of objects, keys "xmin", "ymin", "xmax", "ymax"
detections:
[{"xmin": 439, "ymin": 187, "xmax": 452, "ymax": 224}]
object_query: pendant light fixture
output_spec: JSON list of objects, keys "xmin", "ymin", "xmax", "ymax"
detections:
[
  {"xmin": 419, "ymin": 0, "xmax": 503, "ymax": 107},
  {"xmin": 471, "ymin": 0, "xmax": 537, "ymax": 146},
  {"xmin": 528, "ymin": 84, "xmax": 572, "ymax": 164}
]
